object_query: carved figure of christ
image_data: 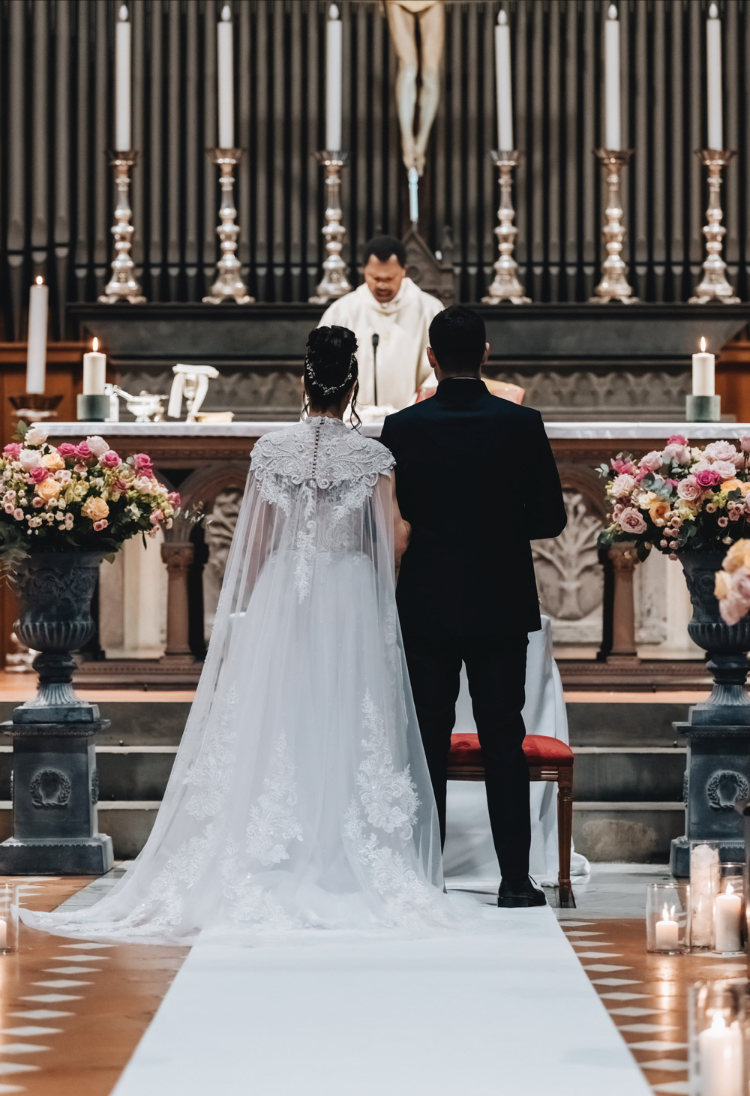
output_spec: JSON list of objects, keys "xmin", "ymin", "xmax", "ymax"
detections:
[{"xmin": 385, "ymin": 0, "xmax": 445, "ymax": 177}]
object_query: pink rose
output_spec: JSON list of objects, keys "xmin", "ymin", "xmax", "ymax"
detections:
[
  {"xmin": 733, "ymin": 571, "xmax": 750, "ymax": 601},
  {"xmin": 677, "ymin": 476, "xmax": 702, "ymax": 502},
  {"xmin": 611, "ymin": 457, "xmax": 635, "ymax": 476},
  {"xmin": 3, "ymin": 502, "xmax": 14, "ymax": 514},
  {"xmin": 611, "ymin": 474, "xmax": 636, "ymax": 498},
  {"xmin": 167, "ymin": 491, "xmax": 181, "ymax": 507},
  {"xmin": 132, "ymin": 453, "xmax": 154, "ymax": 475},
  {"xmin": 720, "ymin": 592, "xmax": 748, "ymax": 626},
  {"xmin": 718, "ymin": 517, "xmax": 729, "ymax": 528},
  {"xmin": 73, "ymin": 463, "xmax": 88, "ymax": 475},
  {"xmin": 93, "ymin": 519, "xmax": 109, "ymax": 531},
  {"xmin": 28, "ymin": 466, "xmax": 47, "ymax": 484},
  {"xmin": 12, "ymin": 508, "xmax": 23, "ymax": 521},
  {"xmin": 86, "ymin": 436, "xmax": 110, "ymax": 458},
  {"xmin": 694, "ymin": 468, "xmax": 723, "ymax": 489},
  {"xmin": 100, "ymin": 450, "xmax": 120, "ymax": 469},
  {"xmin": 639, "ymin": 451, "xmax": 664, "ymax": 473},
  {"xmin": 32, "ymin": 497, "xmax": 44, "ymax": 509},
  {"xmin": 57, "ymin": 443, "xmax": 77, "ymax": 458},
  {"xmin": 56, "ymin": 470, "xmax": 72, "ymax": 485},
  {"xmin": 2, "ymin": 443, "xmax": 21, "ymax": 459},
  {"xmin": 663, "ymin": 442, "xmax": 691, "ymax": 464},
  {"xmin": 112, "ymin": 477, "xmax": 129, "ymax": 494},
  {"xmin": 740, "ymin": 436, "xmax": 750, "ymax": 453},
  {"xmin": 150, "ymin": 509, "xmax": 164, "ymax": 525},
  {"xmin": 75, "ymin": 441, "xmax": 93, "ymax": 460},
  {"xmin": 711, "ymin": 460, "xmax": 738, "ymax": 481},
  {"xmin": 667, "ymin": 435, "xmax": 689, "ymax": 447},
  {"xmin": 704, "ymin": 441, "xmax": 739, "ymax": 463},
  {"xmin": 617, "ymin": 507, "xmax": 647, "ymax": 535}
]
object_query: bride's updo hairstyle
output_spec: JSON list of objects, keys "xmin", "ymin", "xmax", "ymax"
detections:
[{"xmin": 304, "ymin": 325, "xmax": 360, "ymax": 426}]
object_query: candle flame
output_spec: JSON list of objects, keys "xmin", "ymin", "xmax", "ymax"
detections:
[
  {"xmin": 92, "ymin": 337, "xmax": 99, "ymax": 353},
  {"xmin": 35, "ymin": 276, "xmax": 43, "ymax": 285},
  {"xmin": 708, "ymin": 3, "xmax": 719, "ymax": 19},
  {"xmin": 329, "ymin": 3, "xmax": 340, "ymax": 19},
  {"xmin": 607, "ymin": 4, "xmax": 618, "ymax": 20},
  {"xmin": 726, "ymin": 882, "xmax": 734, "ymax": 896},
  {"xmin": 660, "ymin": 903, "xmax": 674, "ymax": 922},
  {"xmin": 711, "ymin": 1012, "xmax": 727, "ymax": 1032},
  {"xmin": 700, "ymin": 337, "xmax": 706, "ymax": 353},
  {"xmin": 221, "ymin": 5, "xmax": 231, "ymax": 21},
  {"xmin": 118, "ymin": 4, "xmax": 128, "ymax": 21},
  {"xmin": 498, "ymin": 9, "xmax": 508, "ymax": 25}
]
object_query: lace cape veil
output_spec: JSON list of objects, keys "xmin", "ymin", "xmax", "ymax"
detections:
[{"xmin": 21, "ymin": 417, "xmax": 447, "ymax": 945}]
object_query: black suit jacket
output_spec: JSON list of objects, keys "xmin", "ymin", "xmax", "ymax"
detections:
[{"xmin": 379, "ymin": 379, "xmax": 566, "ymax": 639}]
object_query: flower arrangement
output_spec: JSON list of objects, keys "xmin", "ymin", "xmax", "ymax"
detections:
[
  {"xmin": 0, "ymin": 423, "xmax": 180, "ymax": 562},
  {"xmin": 598, "ymin": 435, "xmax": 750, "ymax": 562},
  {"xmin": 715, "ymin": 540, "xmax": 750, "ymax": 625}
]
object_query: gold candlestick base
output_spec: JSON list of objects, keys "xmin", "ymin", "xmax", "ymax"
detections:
[
  {"xmin": 8, "ymin": 394, "xmax": 63, "ymax": 423},
  {"xmin": 99, "ymin": 151, "xmax": 146, "ymax": 304},
  {"xmin": 482, "ymin": 151, "xmax": 531, "ymax": 305},
  {"xmin": 203, "ymin": 149, "xmax": 255, "ymax": 305},
  {"xmin": 309, "ymin": 151, "xmax": 352, "ymax": 304},
  {"xmin": 689, "ymin": 150, "xmax": 740, "ymax": 305},
  {"xmin": 589, "ymin": 149, "xmax": 639, "ymax": 304}
]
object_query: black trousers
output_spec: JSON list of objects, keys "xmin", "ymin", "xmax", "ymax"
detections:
[{"xmin": 404, "ymin": 634, "xmax": 531, "ymax": 883}]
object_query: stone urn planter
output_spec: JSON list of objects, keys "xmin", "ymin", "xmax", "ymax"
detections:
[
  {"xmin": 671, "ymin": 552, "xmax": 750, "ymax": 877},
  {"xmin": 0, "ymin": 551, "xmax": 113, "ymax": 874}
]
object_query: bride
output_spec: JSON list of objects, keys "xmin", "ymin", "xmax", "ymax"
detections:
[{"xmin": 22, "ymin": 326, "xmax": 456, "ymax": 946}]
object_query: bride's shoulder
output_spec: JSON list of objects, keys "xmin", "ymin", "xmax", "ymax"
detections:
[{"xmin": 336, "ymin": 429, "xmax": 395, "ymax": 479}]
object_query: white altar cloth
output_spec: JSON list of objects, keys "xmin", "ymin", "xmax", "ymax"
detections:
[{"xmin": 444, "ymin": 617, "xmax": 589, "ymax": 890}]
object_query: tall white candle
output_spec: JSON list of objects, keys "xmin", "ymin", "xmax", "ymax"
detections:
[
  {"xmin": 326, "ymin": 5, "xmax": 343, "ymax": 151},
  {"xmin": 706, "ymin": 4, "xmax": 723, "ymax": 150},
  {"xmin": 83, "ymin": 338, "xmax": 107, "ymax": 397},
  {"xmin": 217, "ymin": 5, "xmax": 234, "ymax": 149},
  {"xmin": 714, "ymin": 884, "xmax": 742, "ymax": 953},
  {"xmin": 0, "ymin": 919, "xmax": 8, "ymax": 950},
  {"xmin": 26, "ymin": 276, "xmax": 48, "ymax": 395},
  {"xmin": 693, "ymin": 337, "xmax": 715, "ymax": 398},
  {"xmin": 495, "ymin": 10, "xmax": 513, "ymax": 152},
  {"xmin": 654, "ymin": 906, "xmax": 680, "ymax": 950},
  {"xmin": 115, "ymin": 5, "xmax": 131, "ymax": 151},
  {"xmin": 690, "ymin": 842, "xmax": 720, "ymax": 947},
  {"xmin": 604, "ymin": 5, "xmax": 621, "ymax": 150},
  {"xmin": 698, "ymin": 1015, "xmax": 743, "ymax": 1096}
]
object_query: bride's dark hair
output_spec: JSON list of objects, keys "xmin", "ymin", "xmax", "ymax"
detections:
[{"xmin": 303, "ymin": 325, "xmax": 361, "ymax": 427}]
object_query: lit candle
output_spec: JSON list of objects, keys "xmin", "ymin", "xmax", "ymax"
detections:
[
  {"xmin": 115, "ymin": 5, "xmax": 131, "ymax": 151},
  {"xmin": 698, "ymin": 1014, "xmax": 743, "ymax": 1096},
  {"xmin": 217, "ymin": 5, "xmax": 234, "ymax": 149},
  {"xmin": 714, "ymin": 883, "xmax": 742, "ymax": 953},
  {"xmin": 0, "ymin": 918, "xmax": 8, "ymax": 950},
  {"xmin": 693, "ymin": 337, "xmax": 715, "ymax": 398},
  {"xmin": 690, "ymin": 842, "xmax": 720, "ymax": 947},
  {"xmin": 26, "ymin": 276, "xmax": 48, "ymax": 395},
  {"xmin": 408, "ymin": 168, "xmax": 419, "ymax": 224},
  {"xmin": 326, "ymin": 5, "xmax": 342, "ymax": 151},
  {"xmin": 604, "ymin": 5, "xmax": 621, "ymax": 150},
  {"xmin": 495, "ymin": 10, "xmax": 513, "ymax": 152},
  {"xmin": 83, "ymin": 338, "xmax": 107, "ymax": 397},
  {"xmin": 654, "ymin": 904, "xmax": 680, "ymax": 950},
  {"xmin": 706, "ymin": 4, "xmax": 723, "ymax": 151}
]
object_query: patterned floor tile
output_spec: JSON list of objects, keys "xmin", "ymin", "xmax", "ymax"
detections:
[
  {"xmin": 0, "ymin": 1030, "xmax": 61, "ymax": 1038},
  {"xmin": 19, "ymin": 995, "xmax": 82, "ymax": 1003},
  {"xmin": 589, "ymin": 978, "xmax": 641, "ymax": 986},
  {"xmin": 30, "ymin": 981, "xmax": 91, "ymax": 990},
  {"xmin": 652, "ymin": 1083, "xmax": 690, "ymax": 1095},
  {"xmin": 43, "ymin": 967, "xmax": 100, "ymax": 975},
  {"xmin": 8, "ymin": 1012, "xmax": 72, "ymax": 1021},
  {"xmin": 0, "ymin": 1048, "xmax": 48, "ymax": 1057},
  {"xmin": 582, "ymin": 964, "xmax": 631, "ymax": 972},
  {"xmin": 638, "ymin": 1060, "xmax": 689, "ymax": 1073},
  {"xmin": 0, "ymin": 1085, "xmax": 25, "ymax": 1093},
  {"xmin": 617, "ymin": 1024, "xmax": 680, "ymax": 1034},
  {"xmin": 608, "ymin": 1007, "xmax": 663, "ymax": 1017},
  {"xmin": 626, "ymin": 1041, "xmax": 687, "ymax": 1051},
  {"xmin": 598, "ymin": 992, "xmax": 650, "ymax": 1000},
  {"xmin": 0, "ymin": 1066, "xmax": 38, "ymax": 1076}
]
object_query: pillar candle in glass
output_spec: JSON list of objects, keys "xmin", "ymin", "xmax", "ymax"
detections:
[
  {"xmin": 690, "ymin": 982, "xmax": 745, "ymax": 1096},
  {"xmin": 495, "ymin": 10, "xmax": 513, "ymax": 152},
  {"xmin": 115, "ymin": 5, "xmax": 131, "ymax": 151},
  {"xmin": 706, "ymin": 4, "xmax": 723, "ymax": 151},
  {"xmin": 604, "ymin": 5, "xmax": 621, "ymax": 150},
  {"xmin": 646, "ymin": 882, "xmax": 690, "ymax": 953},
  {"xmin": 0, "ymin": 885, "xmax": 18, "ymax": 954},
  {"xmin": 26, "ymin": 276, "xmax": 49, "ymax": 395},
  {"xmin": 690, "ymin": 842, "xmax": 720, "ymax": 948},
  {"xmin": 692, "ymin": 337, "xmax": 715, "ymax": 398},
  {"xmin": 217, "ymin": 6, "xmax": 234, "ymax": 149},
  {"xmin": 83, "ymin": 338, "xmax": 107, "ymax": 397},
  {"xmin": 326, "ymin": 5, "xmax": 342, "ymax": 151}
]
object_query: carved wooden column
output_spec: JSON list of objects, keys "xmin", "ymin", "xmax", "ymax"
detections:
[
  {"xmin": 161, "ymin": 543, "xmax": 195, "ymax": 661},
  {"xmin": 608, "ymin": 544, "xmax": 640, "ymax": 662}
]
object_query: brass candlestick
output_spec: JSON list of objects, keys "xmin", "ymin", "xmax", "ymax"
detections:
[
  {"xmin": 98, "ymin": 151, "xmax": 146, "ymax": 304},
  {"xmin": 309, "ymin": 151, "xmax": 352, "ymax": 304},
  {"xmin": 589, "ymin": 149, "xmax": 639, "ymax": 304},
  {"xmin": 482, "ymin": 150, "xmax": 530, "ymax": 305},
  {"xmin": 689, "ymin": 149, "xmax": 740, "ymax": 304},
  {"xmin": 203, "ymin": 149, "xmax": 254, "ymax": 305}
]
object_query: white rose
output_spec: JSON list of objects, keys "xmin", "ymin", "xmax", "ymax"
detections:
[
  {"xmin": 24, "ymin": 425, "xmax": 49, "ymax": 445},
  {"xmin": 19, "ymin": 448, "xmax": 41, "ymax": 471},
  {"xmin": 86, "ymin": 436, "xmax": 110, "ymax": 458},
  {"xmin": 611, "ymin": 474, "xmax": 637, "ymax": 499}
]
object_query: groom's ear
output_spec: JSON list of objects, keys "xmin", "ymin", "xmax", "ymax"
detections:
[
  {"xmin": 427, "ymin": 347, "xmax": 439, "ymax": 372},
  {"xmin": 481, "ymin": 342, "xmax": 490, "ymax": 368}
]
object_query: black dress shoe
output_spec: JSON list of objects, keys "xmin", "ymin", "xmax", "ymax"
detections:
[{"xmin": 497, "ymin": 876, "xmax": 547, "ymax": 908}]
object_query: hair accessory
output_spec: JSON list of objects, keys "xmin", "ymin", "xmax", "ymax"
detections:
[{"xmin": 304, "ymin": 351, "xmax": 356, "ymax": 395}]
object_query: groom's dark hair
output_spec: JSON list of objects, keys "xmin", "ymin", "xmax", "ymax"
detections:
[{"xmin": 428, "ymin": 305, "xmax": 486, "ymax": 374}]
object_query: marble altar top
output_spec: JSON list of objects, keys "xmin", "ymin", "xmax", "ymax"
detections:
[{"xmin": 45, "ymin": 420, "xmax": 750, "ymax": 441}]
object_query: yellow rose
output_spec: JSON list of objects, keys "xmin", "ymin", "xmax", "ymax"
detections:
[
  {"xmin": 82, "ymin": 496, "xmax": 109, "ymax": 522},
  {"xmin": 648, "ymin": 498, "xmax": 670, "ymax": 524},
  {"xmin": 36, "ymin": 479, "xmax": 61, "ymax": 502},
  {"xmin": 724, "ymin": 539, "xmax": 750, "ymax": 573},
  {"xmin": 715, "ymin": 570, "xmax": 732, "ymax": 599},
  {"xmin": 723, "ymin": 478, "xmax": 750, "ymax": 496},
  {"xmin": 41, "ymin": 452, "xmax": 65, "ymax": 472}
]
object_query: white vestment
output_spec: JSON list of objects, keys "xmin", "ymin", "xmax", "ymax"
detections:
[{"xmin": 319, "ymin": 278, "xmax": 443, "ymax": 411}]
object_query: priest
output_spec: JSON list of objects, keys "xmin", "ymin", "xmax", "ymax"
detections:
[{"xmin": 318, "ymin": 235, "xmax": 443, "ymax": 413}]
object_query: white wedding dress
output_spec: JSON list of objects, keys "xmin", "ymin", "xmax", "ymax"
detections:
[{"xmin": 21, "ymin": 417, "xmax": 456, "ymax": 946}]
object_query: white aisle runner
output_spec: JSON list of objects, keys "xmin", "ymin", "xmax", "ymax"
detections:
[{"xmin": 112, "ymin": 906, "xmax": 650, "ymax": 1096}]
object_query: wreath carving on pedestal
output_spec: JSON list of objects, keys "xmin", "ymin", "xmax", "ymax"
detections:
[
  {"xmin": 30, "ymin": 769, "xmax": 72, "ymax": 810},
  {"xmin": 706, "ymin": 769, "xmax": 750, "ymax": 811}
]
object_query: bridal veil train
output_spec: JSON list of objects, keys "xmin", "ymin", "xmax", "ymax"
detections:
[{"xmin": 22, "ymin": 367, "xmax": 456, "ymax": 945}]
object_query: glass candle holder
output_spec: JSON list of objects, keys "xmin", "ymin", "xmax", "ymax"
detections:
[
  {"xmin": 689, "ymin": 980, "xmax": 746, "ymax": 1096},
  {"xmin": 690, "ymin": 841, "xmax": 721, "ymax": 949},
  {"xmin": 714, "ymin": 863, "xmax": 745, "ymax": 956},
  {"xmin": 647, "ymin": 882, "xmax": 690, "ymax": 953},
  {"xmin": 0, "ymin": 885, "xmax": 19, "ymax": 954}
]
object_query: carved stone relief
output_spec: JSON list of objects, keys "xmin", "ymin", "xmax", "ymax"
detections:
[
  {"xmin": 484, "ymin": 367, "xmax": 691, "ymax": 420},
  {"xmin": 203, "ymin": 488, "xmax": 244, "ymax": 642}
]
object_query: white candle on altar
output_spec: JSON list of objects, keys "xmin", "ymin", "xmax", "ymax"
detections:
[
  {"xmin": 0, "ymin": 919, "xmax": 8, "ymax": 950},
  {"xmin": 714, "ymin": 884, "xmax": 742, "ymax": 953},
  {"xmin": 707, "ymin": 4, "xmax": 723, "ymax": 151},
  {"xmin": 698, "ymin": 1014, "xmax": 744, "ymax": 1096},
  {"xmin": 604, "ymin": 5, "xmax": 621, "ymax": 150},
  {"xmin": 83, "ymin": 338, "xmax": 107, "ymax": 397},
  {"xmin": 495, "ymin": 10, "xmax": 513, "ymax": 152},
  {"xmin": 693, "ymin": 337, "xmax": 715, "ymax": 398},
  {"xmin": 655, "ymin": 904, "xmax": 680, "ymax": 950},
  {"xmin": 326, "ymin": 5, "xmax": 343, "ymax": 151},
  {"xmin": 115, "ymin": 5, "xmax": 131, "ymax": 151},
  {"xmin": 217, "ymin": 6, "xmax": 234, "ymax": 149},
  {"xmin": 26, "ymin": 276, "xmax": 48, "ymax": 395}
]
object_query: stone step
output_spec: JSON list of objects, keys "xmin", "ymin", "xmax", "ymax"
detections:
[
  {"xmin": 573, "ymin": 802, "xmax": 685, "ymax": 863},
  {"xmin": 573, "ymin": 747, "xmax": 686, "ymax": 802}
]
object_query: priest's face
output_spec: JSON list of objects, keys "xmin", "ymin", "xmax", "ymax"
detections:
[{"xmin": 363, "ymin": 254, "xmax": 406, "ymax": 304}]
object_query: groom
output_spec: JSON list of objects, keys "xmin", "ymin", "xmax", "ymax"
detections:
[{"xmin": 380, "ymin": 306, "xmax": 567, "ymax": 907}]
